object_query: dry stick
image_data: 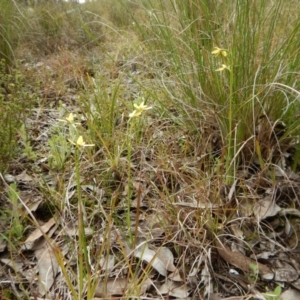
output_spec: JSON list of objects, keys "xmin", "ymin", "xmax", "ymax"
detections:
[{"xmin": 214, "ymin": 237, "xmax": 274, "ymax": 280}]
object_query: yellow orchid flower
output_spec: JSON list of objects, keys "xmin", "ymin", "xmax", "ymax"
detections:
[
  {"xmin": 216, "ymin": 64, "xmax": 230, "ymax": 72},
  {"xmin": 66, "ymin": 113, "xmax": 75, "ymax": 123},
  {"xmin": 212, "ymin": 47, "xmax": 228, "ymax": 57},
  {"xmin": 58, "ymin": 113, "xmax": 80, "ymax": 125},
  {"xmin": 69, "ymin": 136, "xmax": 95, "ymax": 148},
  {"xmin": 129, "ymin": 101, "xmax": 152, "ymax": 119}
]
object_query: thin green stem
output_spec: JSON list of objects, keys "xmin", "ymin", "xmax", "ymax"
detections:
[
  {"xmin": 225, "ymin": 55, "xmax": 235, "ymax": 184},
  {"xmin": 75, "ymin": 148, "xmax": 91, "ymax": 298},
  {"xmin": 126, "ymin": 122, "xmax": 133, "ymax": 244}
]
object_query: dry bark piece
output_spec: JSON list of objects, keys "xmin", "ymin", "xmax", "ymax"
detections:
[{"xmin": 215, "ymin": 238, "xmax": 274, "ymax": 280}]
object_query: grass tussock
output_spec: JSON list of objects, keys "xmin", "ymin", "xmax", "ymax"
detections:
[
  {"xmin": 1, "ymin": 0, "xmax": 300, "ymax": 299},
  {"xmin": 0, "ymin": 0, "xmax": 23, "ymax": 70}
]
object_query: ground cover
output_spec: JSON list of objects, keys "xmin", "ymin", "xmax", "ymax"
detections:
[{"xmin": 1, "ymin": 0, "xmax": 300, "ymax": 299}]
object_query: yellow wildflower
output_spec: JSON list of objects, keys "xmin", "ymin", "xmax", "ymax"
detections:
[
  {"xmin": 58, "ymin": 113, "xmax": 80, "ymax": 125},
  {"xmin": 211, "ymin": 47, "xmax": 228, "ymax": 57},
  {"xmin": 129, "ymin": 101, "xmax": 152, "ymax": 119},
  {"xmin": 66, "ymin": 113, "xmax": 75, "ymax": 123},
  {"xmin": 216, "ymin": 64, "xmax": 230, "ymax": 72},
  {"xmin": 69, "ymin": 136, "xmax": 95, "ymax": 148}
]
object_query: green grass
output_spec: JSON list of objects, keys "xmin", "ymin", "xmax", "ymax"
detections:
[
  {"xmin": 0, "ymin": 0, "xmax": 19, "ymax": 69},
  {"xmin": 130, "ymin": 0, "xmax": 300, "ymax": 180},
  {"xmin": 1, "ymin": 0, "xmax": 300, "ymax": 299}
]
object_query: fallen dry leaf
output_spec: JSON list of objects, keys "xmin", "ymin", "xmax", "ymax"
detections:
[
  {"xmin": 63, "ymin": 226, "xmax": 94, "ymax": 237},
  {"xmin": 274, "ymin": 266, "xmax": 298, "ymax": 282},
  {"xmin": 133, "ymin": 242, "xmax": 167, "ymax": 276},
  {"xmin": 168, "ymin": 268, "xmax": 183, "ymax": 281},
  {"xmin": 238, "ymin": 198, "xmax": 255, "ymax": 217},
  {"xmin": 35, "ymin": 243, "xmax": 59, "ymax": 296},
  {"xmin": 156, "ymin": 246, "xmax": 177, "ymax": 272},
  {"xmin": 124, "ymin": 238, "xmax": 169, "ymax": 277},
  {"xmin": 158, "ymin": 280, "xmax": 190, "ymax": 298},
  {"xmin": 22, "ymin": 217, "xmax": 58, "ymax": 250},
  {"xmin": 253, "ymin": 196, "xmax": 281, "ymax": 221},
  {"xmin": 15, "ymin": 170, "xmax": 34, "ymax": 183},
  {"xmin": 19, "ymin": 190, "xmax": 44, "ymax": 212},
  {"xmin": 1, "ymin": 257, "xmax": 36, "ymax": 282},
  {"xmin": 99, "ymin": 254, "xmax": 115, "ymax": 271},
  {"xmin": 95, "ymin": 277, "xmax": 151, "ymax": 297}
]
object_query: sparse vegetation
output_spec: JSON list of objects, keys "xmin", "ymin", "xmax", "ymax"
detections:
[
  {"xmin": 0, "ymin": 59, "xmax": 36, "ymax": 172},
  {"xmin": 1, "ymin": 0, "xmax": 300, "ymax": 299}
]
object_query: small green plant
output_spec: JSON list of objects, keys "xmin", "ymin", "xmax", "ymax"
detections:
[
  {"xmin": 126, "ymin": 97, "xmax": 152, "ymax": 242},
  {"xmin": 248, "ymin": 263, "xmax": 259, "ymax": 283},
  {"xmin": 48, "ymin": 112, "xmax": 96, "ymax": 299},
  {"xmin": 18, "ymin": 124, "xmax": 38, "ymax": 161},
  {"xmin": 8, "ymin": 183, "xmax": 23, "ymax": 239},
  {"xmin": 7, "ymin": 182, "xmax": 24, "ymax": 241},
  {"xmin": 262, "ymin": 285, "xmax": 282, "ymax": 300},
  {"xmin": 48, "ymin": 129, "xmax": 72, "ymax": 170},
  {"xmin": 70, "ymin": 134, "xmax": 95, "ymax": 299},
  {"xmin": 212, "ymin": 47, "xmax": 235, "ymax": 183},
  {"xmin": 49, "ymin": 112, "xmax": 82, "ymax": 170}
]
